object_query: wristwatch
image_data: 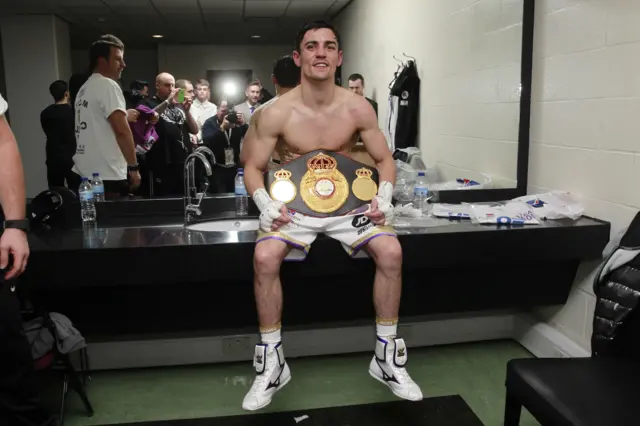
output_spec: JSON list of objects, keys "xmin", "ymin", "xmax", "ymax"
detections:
[
  {"xmin": 3, "ymin": 219, "xmax": 30, "ymax": 232},
  {"xmin": 127, "ymin": 163, "xmax": 140, "ymax": 172}
]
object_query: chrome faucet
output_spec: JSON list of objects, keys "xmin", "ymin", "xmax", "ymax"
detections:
[
  {"xmin": 193, "ymin": 146, "xmax": 216, "ymax": 203},
  {"xmin": 194, "ymin": 146, "xmax": 216, "ymax": 166},
  {"xmin": 184, "ymin": 151, "xmax": 213, "ymax": 224}
]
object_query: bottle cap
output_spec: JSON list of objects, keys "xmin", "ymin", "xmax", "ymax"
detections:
[
  {"xmin": 81, "ymin": 177, "xmax": 88, "ymax": 181},
  {"xmin": 93, "ymin": 172, "xmax": 99, "ymax": 177},
  {"xmin": 418, "ymin": 171, "xmax": 425, "ymax": 176}
]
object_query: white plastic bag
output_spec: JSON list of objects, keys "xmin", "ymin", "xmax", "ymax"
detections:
[
  {"xmin": 431, "ymin": 203, "xmax": 472, "ymax": 219},
  {"xmin": 393, "ymin": 160, "xmax": 417, "ymax": 202},
  {"xmin": 513, "ymin": 191, "xmax": 584, "ymax": 220},
  {"xmin": 469, "ymin": 201, "xmax": 540, "ymax": 225}
]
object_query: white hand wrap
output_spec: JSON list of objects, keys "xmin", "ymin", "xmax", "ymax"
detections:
[
  {"xmin": 252, "ymin": 188, "xmax": 284, "ymax": 231},
  {"xmin": 375, "ymin": 181, "xmax": 394, "ymax": 225}
]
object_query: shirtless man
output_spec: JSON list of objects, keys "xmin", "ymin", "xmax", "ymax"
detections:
[{"xmin": 241, "ymin": 21, "xmax": 423, "ymax": 411}]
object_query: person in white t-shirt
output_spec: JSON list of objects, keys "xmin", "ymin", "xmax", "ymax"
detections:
[
  {"xmin": 72, "ymin": 34, "xmax": 141, "ymax": 196},
  {"xmin": 0, "ymin": 92, "xmax": 55, "ymax": 425},
  {"xmin": 190, "ymin": 79, "xmax": 218, "ymax": 145}
]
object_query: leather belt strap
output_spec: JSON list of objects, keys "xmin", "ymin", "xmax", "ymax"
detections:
[{"xmin": 263, "ymin": 150, "xmax": 380, "ymax": 217}]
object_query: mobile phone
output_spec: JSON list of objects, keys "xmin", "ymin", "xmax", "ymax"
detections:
[{"xmin": 176, "ymin": 88, "xmax": 185, "ymax": 103}]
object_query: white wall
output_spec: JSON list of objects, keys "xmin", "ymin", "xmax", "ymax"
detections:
[
  {"xmin": 54, "ymin": 17, "xmax": 71, "ymax": 83},
  {"xmin": 71, "ymin": 48, "xmax": 158, "ymax": 93},
  {"xmin": 0, "ymin": 15, "xmax": 72, "ymax": 197},
  {"xmin": 157, "ymin": 44, "xmax": 293, "ymax": 100},
  {"xmin": 335, "ymin": 0, "xmax": 521, "ymax": 187},
  {"xmin": 530, "ymin": 0, "xmax": 640, "ymax": 350}
]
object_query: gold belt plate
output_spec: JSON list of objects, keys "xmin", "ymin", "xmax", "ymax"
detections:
[
  {"xmin": 300, "ymin": 153, "xmax": 349, "ymax": 213},
  {"xmin": 268, "ymin": 151, "xmax": 379, "ymax": 214}
]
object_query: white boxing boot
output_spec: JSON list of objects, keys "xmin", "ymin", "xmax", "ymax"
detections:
[
  {"xmin": 242, "ymin": 342, "xmax": 291, "ymax": 411},
  {"xmin": 369, "ymin": 337, "xmax": 423, "ymax": 401}
]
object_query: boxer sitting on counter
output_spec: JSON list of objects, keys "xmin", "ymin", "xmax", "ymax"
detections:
[{"xmin": 239, "ymin": 20, "xmax": 423, "ymax": 411}]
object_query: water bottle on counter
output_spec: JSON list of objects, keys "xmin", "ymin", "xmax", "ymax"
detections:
[
  {"xmin": 91, "ymin": 172, "xmax": 105, "ymax": 202},
  {"xmin": 413, "ymin": 171, "xmax": 429, "ymax": 213},
  {"xmin": 235, "ymin": 168, "xmax": 248, "ymax": 216},
  {"xmin": 78, "ymin": 177, "xmax": 97, "ymax": 223}
]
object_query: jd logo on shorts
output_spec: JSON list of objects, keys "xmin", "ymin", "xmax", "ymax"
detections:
[{"xmin": 352, "ymin": 214, "xmax": 371, "ymax": 228}]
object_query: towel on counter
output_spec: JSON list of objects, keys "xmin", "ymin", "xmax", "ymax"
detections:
[{"xmin": 24, "ymin": 312, "xmax": 86, "ymax": 360}]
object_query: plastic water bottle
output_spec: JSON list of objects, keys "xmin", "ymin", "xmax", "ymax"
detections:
[
  {"xmin": 91, "ymin": 172, "xmax": 105, "ymax": 202},
  {"xmin": 79, "ymin": 177, "xmax": 97, "ymax": 223},
  {"xmin": 413, "ymin": 171, "xmax": 429, "ymax": 213},
  {"xmin": 235, "ymin": 169, "xmax": 248, "ymax": 216}
]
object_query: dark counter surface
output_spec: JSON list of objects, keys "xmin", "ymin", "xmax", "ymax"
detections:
[
  {"xmin": 27, "ymin": 213, "xmax": 608, "ymax": 252},
  {"xmin": 19, "ymin": 202, "xmax": 611, "ymax": 337}
]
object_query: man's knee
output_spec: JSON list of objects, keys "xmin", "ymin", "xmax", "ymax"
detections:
[
  {"xmin": 254, "ymin": 239, "xmax": 288, "ymax": 275},
  {"xmin": 368, "ymin": 236, "xmax": 402, "ymax": 271}
]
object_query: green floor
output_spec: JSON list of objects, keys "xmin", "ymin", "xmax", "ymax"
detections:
[{"xmin": 58, "ymin": 340, "xmax": 540, "ymax": 426}]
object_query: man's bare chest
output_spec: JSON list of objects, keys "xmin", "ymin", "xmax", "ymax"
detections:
[{"xmin": 281, "ymin": 118, "xmax": 358, "ymax": 153}]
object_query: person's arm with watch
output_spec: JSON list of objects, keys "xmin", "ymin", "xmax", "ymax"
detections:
[
  {"xmin": 108, "ymin": 110, "xmax": 141, "ymax": 190},
  {"xmin": 101, "ymin": 81, "xmax": 141, "ymax": 190},
  {"xmin": 0, "ymin": 95, "xmax": 30, "ymax": 280}
]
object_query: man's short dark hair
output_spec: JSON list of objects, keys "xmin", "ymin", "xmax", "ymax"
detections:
[
  {"xmin": 348, "ymin": 73, "xmax": 364, "ymax": 85},
  {"xmin": 89, "ymin": 34, "xmax": 125, "ymax": 71},
  {"xmin": 49, "ymin": 80, "xmax": 68, "ymax": 102},
  {"xmin": 295, "ymin": 20, "xmax": 341, "ymax": 52},
  {"xmin": 272, "ymin": 55, "xmax": 300, "ymax": 89}
]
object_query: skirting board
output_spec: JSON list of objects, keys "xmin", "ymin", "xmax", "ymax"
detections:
[
  {"xmin": 513, "ymin": 313, "xmax": 590, "ymax": 358},
  {"xmin": 85, "ymin": 311, "xmax": 589, "ymax": 370}
]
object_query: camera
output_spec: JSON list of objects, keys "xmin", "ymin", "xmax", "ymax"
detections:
[{"xmin": 226, "ymin": 109, "xmax": 238, "ymax": 124}]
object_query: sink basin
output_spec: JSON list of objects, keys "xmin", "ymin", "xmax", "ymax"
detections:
[{"xmin": 186, "ymin": 219, "xmax": 259, "ymax": 232}]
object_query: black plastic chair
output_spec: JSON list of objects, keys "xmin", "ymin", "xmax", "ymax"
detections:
[
  {"xmin": 504, "ymin": 355, "xmax": 640, "ymax": 426},
  {"xmin": 504, "ymin": 217, "xmax": 640, "ymax": 426}
]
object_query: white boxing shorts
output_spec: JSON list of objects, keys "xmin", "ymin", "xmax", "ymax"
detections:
[{"xmin": 256, "ymin": 206, "xmax": 397, "ymax": 261}]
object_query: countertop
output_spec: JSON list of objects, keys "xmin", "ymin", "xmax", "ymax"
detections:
[
  {"xmin": 20, "ymin": 211, "xmax": 611, "ymax": 335},
  {"xmin": 27, "ymin": 214, "xmax": 608, "ymax": 253}
]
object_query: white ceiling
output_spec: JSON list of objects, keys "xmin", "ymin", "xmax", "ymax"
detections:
[{"xmin": 0, "ymin": 0, "xmax": 352, "ymax": 48}]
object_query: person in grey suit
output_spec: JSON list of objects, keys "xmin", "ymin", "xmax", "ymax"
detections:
[{"xmin": 233, "ymin": 80, "xmax": 261, "ymax": 125}]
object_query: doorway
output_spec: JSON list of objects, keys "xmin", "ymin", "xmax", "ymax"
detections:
[{"xmin": 206, "ymin": 69, "xmax": 253, "ymax": 107}]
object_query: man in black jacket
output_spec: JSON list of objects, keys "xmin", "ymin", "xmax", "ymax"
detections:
[
  {"xmin": 40, "ymin": 80, "xmax": 76, "ymax": 189},
  {"xmin": 201, "ymin": 101, "xmax": 248, "ymax": 193}
]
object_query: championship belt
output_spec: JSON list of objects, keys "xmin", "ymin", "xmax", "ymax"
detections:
[{"xmin": 264, "ymin": 150, "xmax": 379, "ymax": 217}]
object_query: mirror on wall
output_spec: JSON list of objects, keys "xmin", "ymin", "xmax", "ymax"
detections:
[
  {"xmin": 0, "ymin": 0, "xmax": 532, "ymax": 204},
  {"xmin": 336, "ymin": 0, "xmax": 532, "ymax": 200}
]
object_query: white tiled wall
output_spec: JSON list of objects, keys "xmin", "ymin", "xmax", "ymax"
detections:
[
  {"xmin": 530, "ymin": 0, "xmax": 640, "ymax": 349},
  {"xmin": 424, "ymin": 0, "xmax": 522, "ymax": 187},
  {"xmin": 335, "ymin": 0, "xmax": 521, "ymax": 187}
]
